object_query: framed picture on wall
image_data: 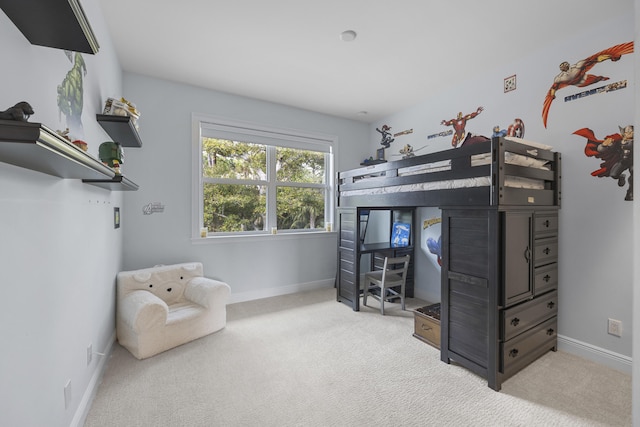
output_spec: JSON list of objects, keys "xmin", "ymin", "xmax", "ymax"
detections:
[{"xmin": 391, "ymin": 222, "xmax": 410, "ymax": 247}]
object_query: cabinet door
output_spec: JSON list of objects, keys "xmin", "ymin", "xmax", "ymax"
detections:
[
  {"xmin": 502, "ymin": 212, "xmax": 533, "ymax": 307},
  {"xmin": 337, "ymin": 209, "xmax": 358, "ymax": 310}
]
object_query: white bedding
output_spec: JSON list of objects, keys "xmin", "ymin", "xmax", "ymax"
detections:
[
  {"xmin": 341, "ymin": 138, "xmax": 553, "ymax": 197},
  {"xmin": 398, "ymin": 149, "xmax": 550, "ymax": 177},
  {"xmin": 340, "ymin": 175, "xmax": 544, "ymax": 198}
]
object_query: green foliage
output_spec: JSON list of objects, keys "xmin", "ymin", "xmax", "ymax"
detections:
[
  {"xmin": 277, "ymin": 187, "xmax": 324, "ymax": 229},
  {"xmin": 202, "ymin": 138, "xmax": 266, "ymax": 180},
  {"xmin": 276, "ymin": 147, "xmax": 325, "ymax": 184},
  {"xmin": 203, "ymin": 183, "xmax": 265, "ymax": 232},
  {"xmin": 202, "ymin": 138, "xmax": 326, "ymax": 232}
]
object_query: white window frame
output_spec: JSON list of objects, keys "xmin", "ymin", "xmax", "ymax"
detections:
[{"xmin": 191, "ymin": 113, "xmax": 335, "ymax": 239}]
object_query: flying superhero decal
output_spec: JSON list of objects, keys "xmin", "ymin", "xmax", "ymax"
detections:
[
  {"xmin": 426, "ymin": 235, "xmax": 442, "ymax": 266},
  {"xmin": 542, "ymin": 41, "xmax": 633, "ymax": 128},
  {"xmin": 422, "ymin": 215, "xmax": 442, "ymax": 268},
  {"xmin": 441, "ymin": 106, "xmax": 483, "ymax": 148},
  {"xmin": 376, "ymin": 125, "xmax": 394, "ymax": 148},
  {"xmin": 573, "ymin": 125, "xmax": 633, "ymax": 201}
]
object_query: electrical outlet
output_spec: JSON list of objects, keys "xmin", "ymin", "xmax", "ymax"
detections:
[
  {"xmin": 64, "ymin": 380, "xmax": 72, "ymax": 409},
  {"xmin": 608, "ymin": 318, "xmax": 622, "ymax": 337},
  {"xmin": 87, "ymin": 344, "xmax": 93, "ymax": 366}
]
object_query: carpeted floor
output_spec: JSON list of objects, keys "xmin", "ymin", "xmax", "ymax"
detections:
[{"xmin": 84, "ymin": 287, "xmax": 632, "ymax": 426}]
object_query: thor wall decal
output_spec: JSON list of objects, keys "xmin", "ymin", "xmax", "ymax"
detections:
[
  {"xmin": 542, "ymin": 41, "xmax": 633, "ymax": 128},
  {"xmin": 573, "ymin": 125, "xmax": 633, "ymax": 201}
]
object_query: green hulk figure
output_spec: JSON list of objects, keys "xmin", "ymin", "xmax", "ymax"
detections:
[
  {"xmin": 99, "ymin": 142, "xmax": 124, "ymax": 175},
  {"xmin": 57, "ymin": 51, "xmax": 86, "ymax": 136}
]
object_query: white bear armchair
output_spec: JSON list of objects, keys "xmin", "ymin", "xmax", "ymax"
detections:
[{"xmin": 116, "ymin": 262, "xmax": 231, "ymax": 359}]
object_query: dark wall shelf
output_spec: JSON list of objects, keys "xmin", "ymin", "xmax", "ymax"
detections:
[
  {"xmin": 83, "ymin": 175, "xmax": 139, "ymax": 191},
  {"xmin": 96, "ymin": 114, "xmax": 142, "ymax": 147},
  {"xmin": 0, "ymin": 119, "xmax": 137, "ymax": 191},
  {"xmin": 0, "ymin": 0, "xmax": 99, "ymax": 54}
]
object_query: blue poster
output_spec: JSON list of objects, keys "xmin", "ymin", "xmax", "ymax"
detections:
[{"xmin": 391, "ymin": 222, "xmax": 411, "ymax": 247}]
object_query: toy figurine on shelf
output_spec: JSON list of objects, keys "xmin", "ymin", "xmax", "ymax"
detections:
[
  {"xmin": 99, "ymin": 141, "xmax": 124, "ymax": 174},
  {"xmin": 72, "ymin": 140, "xmax": 88, "ymax": 151},
  {"xmin": 0, "ymin": 101, "xmax": 34, "ymax": 121},
  {"xmin": 492, "ymin": 125, "xmax": 508, "ymax": 138},
  {"xmin": 56, "ymin": 128, "xmax": 71, "ymax": 141}
]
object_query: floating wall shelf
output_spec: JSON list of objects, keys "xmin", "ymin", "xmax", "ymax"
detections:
[
  {"xmin": 96, "ymin": 114, "xmax": 142, "ymax": 147},
  {"xmin": 0, "ymin": 0, "xmax": 99, "ymax": 54},
  {"xmin": 0, "ymin": 119, "xmax": 138, "ymax": 191},
  {"xmin": 83, "ymin": 175, "xmax": 139, "ymax": 191}
]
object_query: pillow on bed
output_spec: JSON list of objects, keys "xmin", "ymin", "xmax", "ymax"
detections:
[
  {"xmin": 471, "ymin": 152, "xmax": 549, "ymax": 169},
  {"xmin": 504, "ymin": 136, "xmax": 553, "ymax": 151},
  {"xmin": 505, "ymin": 153, "xmax": 550, "ymax": 169},
  {"xmin": 399, "ymin": 160, "xmax": 450, "ymax": 176}
]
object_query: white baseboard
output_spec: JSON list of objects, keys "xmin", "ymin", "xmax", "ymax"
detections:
[
  {"xmin": 229, "ymin": 278, "xmax": 335, "ymax": 304},
  {"xmin": 71, "ymin": 332, "xmax": 117, "ymax": 427},
  {"xmin": 558, "ymin": 334, "xmax": 632, "ymax": 374}
]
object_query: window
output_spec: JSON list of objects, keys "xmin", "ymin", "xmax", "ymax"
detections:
[{"xmin": 192, "ymin": 114, "xmax": 335, "ymax": 237}]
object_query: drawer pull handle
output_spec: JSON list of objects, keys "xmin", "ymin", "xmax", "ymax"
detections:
[
  {"xmin": 509, "ymin": 349, "xmax": 519, "ymax": 358},
  {"xmin": 547, "ymin": 328, "xmax": 555, "ymax": 336},
  {"xmin": 543, "ymin": 274, "xmax": 551, "ymax": 282},
  {"xmin": 543, "ymin": 247, "xmax": 551, "ymax": 255},
  {"xmin": 510, "ymin": 317, "xmax": 520, "ymax": 327},
  {"xmin": 543, "ymin": 220, "xmax": 550, "ymax": 227},
  {"xmin": 421, "ymin": 325, "xmax": 433, "ymax": 331},
  {"xmin": 524, "ymin": 247, "xmax": 531, "ymax": 262},
  {"xmin": 547, "ymin": 301, "xmax": 555, "ymax": 309}
]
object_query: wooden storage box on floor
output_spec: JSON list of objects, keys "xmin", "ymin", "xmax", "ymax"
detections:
[{"xmin": 413, "ymin": 303, "xmax": 441, "ymax": 349}]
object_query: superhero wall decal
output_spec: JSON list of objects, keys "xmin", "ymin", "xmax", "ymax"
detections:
[
  {"xmin": 542, "ymin": 41, "xmax": 633, "ymax": 128},
  {"xmin": 440, "ymin": 106, "xmax": 484, "ymax": 148},
  {"xmin": 57, "ymin": 51, "xmax": 87, "ymax": 139},
  {"xmin": 573, "ymin": 126, "xmax": 633, "ymax": 201}
]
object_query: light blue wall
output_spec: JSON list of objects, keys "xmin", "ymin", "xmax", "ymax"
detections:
[
  {"xmin": 0, "ymin": 2, "xmax": 636, "ymax": 426},
  {"xmin": 633, "ymin": 2, "xmax": 639, "ymax": 425},
  {"xmin": 369, "ymin": 12, "xmax": 635, "ymax": 367},
  {"xmin": 0, "ymin": 2, "xmax": 126, "ymax": 426},
  {"xmin": 120, "ymin": 73, "xmax": 368, "ymax": 301}
]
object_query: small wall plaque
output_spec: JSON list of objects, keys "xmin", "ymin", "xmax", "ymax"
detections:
[{"xmin": 504, "ymin": 75, "xmax": 516, "ymax": 93}]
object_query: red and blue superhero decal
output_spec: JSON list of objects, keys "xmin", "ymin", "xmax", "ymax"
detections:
[{"xmin": 573, "ymin": 126, "xmax": 633, "ymax": 201}]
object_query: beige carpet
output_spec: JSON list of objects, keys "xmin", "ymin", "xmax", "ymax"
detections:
[{"xmin": 84, "ymin": 287, "xmax": 632, "ymax": 426}]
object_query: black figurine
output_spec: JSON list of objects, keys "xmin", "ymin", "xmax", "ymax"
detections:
[{"xmin": 0, "ymin": 101, "xmax": 34, "ymax": 121}]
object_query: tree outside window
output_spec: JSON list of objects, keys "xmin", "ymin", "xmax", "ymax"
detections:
[{"xmin": 200, "ymin": 136, "xmax": 330, "ymax": 234}]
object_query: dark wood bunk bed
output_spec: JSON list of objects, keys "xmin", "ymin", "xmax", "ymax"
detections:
[{"xmin": 336, "ymin": 136, "xmax": 561, "ymax": 391}]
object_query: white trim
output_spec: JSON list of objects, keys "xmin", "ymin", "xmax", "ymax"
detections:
[
  {"xmin": 228, "ymin": 279, "xmax": 335, "ymax": 304},
  {"xmin": 557, "ymin": 334, "xmax": 633, "ymax": 374},
  {"xmin": 198, "ymin": 114, "xmax": 337, "ymax": 151},
  {"xmin": 71, "ymin": 332, "xmax": 117, "ymax": 427},
  {"xmin": 191, "ymin": 229, "xmax": 338, "ymax": 245},
  {"xmin": 191, "ymin": 230, "xmax": 337, "ymax": 244},
  {"xmin": 192, "ymin": 114, "xmax": 204, "ymax": 239}
]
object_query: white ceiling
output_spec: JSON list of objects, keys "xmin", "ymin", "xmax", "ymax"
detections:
[{"xmin": 98, "ymin": 0, "xmax": 621, "ymax": 123}]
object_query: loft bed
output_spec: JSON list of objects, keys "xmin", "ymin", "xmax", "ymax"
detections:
[
  {"xmin": 337, "ymin": 136, "xmax": 561, "ymax": 209},
  {"xmin": 336, "ymin": 136, "xmax": 562, "ymax": 391}
]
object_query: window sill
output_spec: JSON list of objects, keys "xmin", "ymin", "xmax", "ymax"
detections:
[{"xmin": 191, "ymin": 230, "xmax": 337, "ymax": 245}]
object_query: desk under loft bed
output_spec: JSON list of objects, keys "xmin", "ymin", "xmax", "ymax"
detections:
[{"xmin": 336, "ymin": 136, "xmax": 562, "ymax": 391}]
